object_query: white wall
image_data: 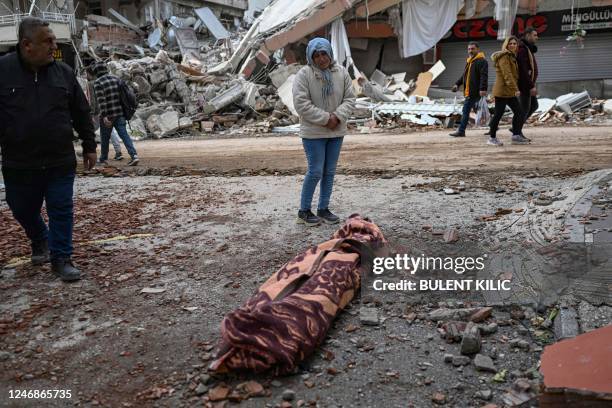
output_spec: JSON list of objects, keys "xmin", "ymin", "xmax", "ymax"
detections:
[{"xmin": 244, "ymin": 0, "xmax": 271, "ymax": 24}]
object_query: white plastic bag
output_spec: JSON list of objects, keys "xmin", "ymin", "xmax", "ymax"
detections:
[{"xmin": 475, "ymin": 97, "xmax": 490, "ymax": 127}]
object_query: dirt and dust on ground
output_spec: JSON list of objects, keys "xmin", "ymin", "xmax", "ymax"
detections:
[{"xmin": 1, "ymin": 125, "xmax": 611, "ymax": 408}]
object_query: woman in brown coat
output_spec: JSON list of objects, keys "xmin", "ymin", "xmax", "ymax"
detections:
[{"xmin": 487, "ymin": 36, "xmax": 528, "ymax": 146}]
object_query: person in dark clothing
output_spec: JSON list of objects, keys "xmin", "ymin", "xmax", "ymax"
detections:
[
  {"xmin": 92, "ymin": 62, "xmax": 139, "ymax": 166},
  {"xmin": 0, "ymin": 17, "xmax": 97, "ymax": 281},
  {"xmin": 449, "ymin": 41, "xmax": 488, "ymax": 137},
  {"xmin": 515, "ymin": 27, "xmax": 540, "ymax": 139}
]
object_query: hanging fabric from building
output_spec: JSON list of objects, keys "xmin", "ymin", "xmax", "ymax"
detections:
[
  {"xmin": 401, "ymin": 0, "xmax": 464, "ymax": 58},
  {"xmin": 493, "ymin": 0, "xmax": 519, "ymax": 40},
  {"xmin": 330, "ymin": 18, "xmax": 361, "ymax": 78}
]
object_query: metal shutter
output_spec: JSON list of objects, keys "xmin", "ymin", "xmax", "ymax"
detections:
[{"xmin": 435, "ymin": 33, "xmax": 612, "ymax": 89}]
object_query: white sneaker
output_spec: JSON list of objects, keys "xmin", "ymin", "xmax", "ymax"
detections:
[{"xmin": 487, "ymin": 137, "xmax": 503, "ymax": 146}]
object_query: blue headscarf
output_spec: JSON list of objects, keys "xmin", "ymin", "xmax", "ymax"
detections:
[{"xmin": 306, "ymin": 37, "xmax": 334, "ymax": 105}]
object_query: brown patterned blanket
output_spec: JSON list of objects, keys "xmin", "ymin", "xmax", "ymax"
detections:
[{"xmin": 209, "ymin": 214, "xmax": 387, "ymax": 375}]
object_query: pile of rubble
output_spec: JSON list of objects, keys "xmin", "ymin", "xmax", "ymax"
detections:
[
  {"xmin": 80, "ymin": 4, "xmax": 612, "ymax": 141},
  {"xmin": 529, "ymin": 91, "xmax": 612, "ymax": 126}
]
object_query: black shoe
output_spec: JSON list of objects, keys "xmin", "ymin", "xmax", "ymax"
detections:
[
  {"xmin": 449, "ymin": 131, "xmax": 466, "ymax": 137},
  {"xmin": 128, "ymin": 157, "xmax": 139, "ymax": 166},
  {"xmin": 114, "ymin": 154, "xmax": 124, "ymax": 161},
  {"xmin": 31, "ymin": 240, "xmax": 50, "ymax": 265},
  {"xmin": 297, "ymin": 210, "xmax": 321, "ymax": 226},
  {"xmin": 317, "ymin": 209, "xmax": 340, "ymax": 224},
  {"xmin": 51, "ymin": 258, "xmax": 81, "ymax": 282}
]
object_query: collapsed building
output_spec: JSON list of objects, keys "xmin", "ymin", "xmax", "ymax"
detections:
[{"xmin": 1, "ymin": 0, "xmax": 611, "ymax": 139}]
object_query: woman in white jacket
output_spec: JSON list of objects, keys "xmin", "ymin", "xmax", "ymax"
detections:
[{"xmin": 292, "ymin": 37, "xmax": 355, "ymax": 226}]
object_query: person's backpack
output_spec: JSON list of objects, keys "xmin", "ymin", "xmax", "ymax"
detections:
[{"xmin": 117, "ymin": 78, "xmax": 138, "ymax": 121}]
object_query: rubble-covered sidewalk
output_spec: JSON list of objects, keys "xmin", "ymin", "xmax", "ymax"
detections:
[{"xmin": 1, "ymin": 149, "xmax": 611, "ymax": 407}]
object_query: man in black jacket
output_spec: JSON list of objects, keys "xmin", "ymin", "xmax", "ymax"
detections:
[
  {"xmin": 450, "ymin": 42, "xmax": 488, "ymax": 137},
  {"xmin": 0, "ymin": 17, "xmax": 97, "ymax": 282}
]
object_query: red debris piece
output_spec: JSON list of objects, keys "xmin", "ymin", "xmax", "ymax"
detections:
[{"xmin": 539, "ymin": 325, "xmax": 612, "ymax": 407}]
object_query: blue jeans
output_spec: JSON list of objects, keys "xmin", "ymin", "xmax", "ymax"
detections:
[
  {"xmin": 3, "ymin": 167, "xmax": 75, "ymax": 260},
  {"xmin": 300, "ymin": 137, "xmax": 344, "ymax": 211},
  {"xmin": 458, "ymin": 96, "xmax": 480, "ymax": 133},
  {"xmin": 100, "ymin": 116, "xmax": 138, "ymax": 160}
]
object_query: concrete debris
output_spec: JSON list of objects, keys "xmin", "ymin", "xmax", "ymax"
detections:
[
  {"xmin": 553, "ymin": 307, "xmax": 580, "ymax": 340},
  {"xmin": 460, "ymin": 322, "xmax": 481, "ymax": 355},
  {"xmin": 62, "ymin": 0, "xmax": 612, "ymax": 141},
  {"xmin": 360, "ymin": 307, "xmax": 380, "ymax": 326},
  {"xmin": 473, "ymin": 354, "xmax": 496, "ymax": 373}
]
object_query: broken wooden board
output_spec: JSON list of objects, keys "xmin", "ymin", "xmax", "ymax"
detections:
[{"xmin": 410, "ymin": 72, "xmax": 434, "ymax": 97}]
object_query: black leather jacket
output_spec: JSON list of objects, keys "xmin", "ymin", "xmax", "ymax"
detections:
[{"xmin": 0, "ymin": 51, "xmax": 96, "ymax": 170}]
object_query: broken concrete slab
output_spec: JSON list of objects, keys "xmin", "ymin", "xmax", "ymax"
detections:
[
  {"xmin": 269, "ymin": 64, "xmax": 302, "ymax": 89},
  {"xmin": 277, "ymin": 75, "xmax": 298, "ymax": 118},
  {"xmin": 428, "ymin": 60, "xmax": 446, "ymax": 81},
  {"xmin": 203, "ymin": 82, "xmax": 246, "ymax": 114},
  {"xmin": 146, "ymin": 110, "xmax": 182, "ymax": 139},
  {"xmin": 195, "ymin": 7, "xmax": 231, "ymax": 40},
  {"xmin": 370, "ymin": 69, "xmax": 388, "ymax": 88}
]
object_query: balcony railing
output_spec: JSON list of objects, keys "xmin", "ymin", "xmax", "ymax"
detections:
[{"xmin": 0, "ymin": 12, "xmax": 76, "ymax": 35}]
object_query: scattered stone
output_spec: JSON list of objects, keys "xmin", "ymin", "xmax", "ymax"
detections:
[
  {"xmin": 271, "ymin": 380, "xmax": 282, "ymax": 388},
  {"xmin": 460, "ymin": 322, "xmax": 481, "ymax": 355},
  {"xmin": 501, "ymin": 388, "xmax": 534, "ymax": 406},
  {"xmin": 535, "ymin": 197, "xmax": 554, "ymax": 206},
  {"xmin": 431, "ymin": 392, "xmax": 446, "ymax": 404},
  {"xmin": 443, "ymin": 353, "xmax": 453, "ymax": 363},
  {"xmin": 444, "ymin": 188, "xmax": 458, "ymax": 195},
  {"xmin": 0, "ymin": 352, "xmax": 11, "ymax": 361},
  {"xmin": 469, "ymin": 307, "xmax": 493, "ymax": 323},
  {"xmin": 475, "ymin": 389, "xmax": 493, "ymax": 401},
  {"xmin": 208, "ymin": 385, "xmax": 230, "ymax": 402},
  {"xmin": 345, "ymin": 324, "xmax": 359, "ymax": 332},
  {"xmin": 473, "ymin": 354, "xmax": 497, "ymax": 373},
  {"xmin": 495, "ymin": 187, "xmax": 506, "ymax": 194},
  {"xmin": 428, "ymin": 307, "xmax": 479, "ymax": 322},
  {"xmin": 509, "ymin": 339, "xmax": 530, "ymax": 351},
  {"xmin": 451, "ymin": 355, "xmax": 471, "ymax": 366},
  {"xmin": 513, "ymin": 378, "xmax": 532, "ymax": 393},
  {"xmin": 554, "ymin": 307, "xmax": 579, "ymax": 340},
  {"xmin": 442, "ymin": 321, "xmax": 466, "ymax": 343},
  {"xmin": 360, "ymin": 307, "xmax": 380, "ymax": 326},
  {"xmin": 443, "ymin": 228, "xmax": 459, "ymax": 243},
  {"xmin": 195, "ymin": 383, "xmax": 208, "ymax": 395},
  {"xmin": 480, "ymin": 322, "xmax": 498, "ymax": 335},
  {"xmin": 282, "ymin": 389, "xmax": 295, "ymax": 402}
]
